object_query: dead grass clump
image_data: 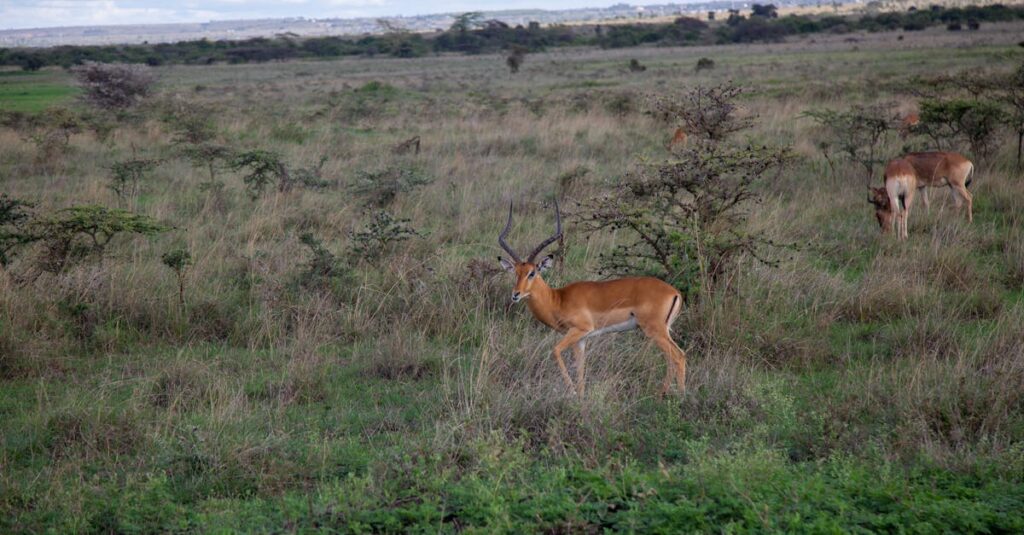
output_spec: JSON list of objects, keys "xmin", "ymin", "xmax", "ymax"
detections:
[
  {"xmin": 46, "ymin": 410, "xmax": 144, "ymax": 461},
  {"xmin": 679, "ymin": 348, "xmax": 763, "ymax": 425},
  {"xmin": 836, "ymin": 257, "xmax": 930, "ymax": 322},
  {"xmin": 150, "ymin": 362, "xmax": 213, "ymax": 412},
  {"xmin": 188, "ymin": 300, "xmax": 236, "ymax": 343},
  {"xmin": 366, "ymin": 329, "xmax": 438, "ymax": 381}
]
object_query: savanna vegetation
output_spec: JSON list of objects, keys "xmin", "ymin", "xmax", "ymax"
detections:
[
  {"xmin": 2, "ymin": 18, "xmax": 1024, "ymax": 533},
  {"xmin": 3, "ymin": 3, "xmax": 1024, "ymax": 69}
]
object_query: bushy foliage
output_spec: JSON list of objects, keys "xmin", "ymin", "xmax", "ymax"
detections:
[
  {"xmin": 348, "ymin": 211, "xmax": 421, "ymax": 263},
  {"xmin": 72, "ymin": 62, "xmax": 156, "ymax": 111},
  {"xmin": 109, "ymin": 157, "xmax": 161, "ymax": 206},
  {"xmin": 350, "ymin": 164, "xmax": 432, "ymax": 207},
  {"xmin": 919, "ymin": 98, "xmax": 1004, "ymax": 160},
  {"xmin": 28, "ymin": 206, "xmax": 169, "ymax": 276},
  {"xmin": 804, "ymin": 104, "xmax": 896, "ymax": 182},
  {"xmin": 229, "ymin": 149, "xmax": 288, "ymax": 198},
  {"xmin": 161, "ymin": 248, "xmax": 192, "ymax": 304},
  {"xmin": 647, "ymin": 83, "xmax": 753, "ymax": 142},
  {"xmin": 577, "ymin": 143, "xmax": 791, "ymax": 296}
]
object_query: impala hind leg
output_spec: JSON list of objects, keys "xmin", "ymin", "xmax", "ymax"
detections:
[
  {"xmin": 572, "ymin": 341, "xmax": 587, "ymax": 396},
  {"xmin": 950, "ymin": 183, "xmax": 973, "ymax": 223},
  {"xmin": 553, "ymin": 329, "xmax": 589, "ymax": 395}
]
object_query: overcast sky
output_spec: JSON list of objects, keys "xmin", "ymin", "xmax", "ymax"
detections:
[{"xmin": 1, "ymin": 0, "xmax": 627, "ymax": 30}]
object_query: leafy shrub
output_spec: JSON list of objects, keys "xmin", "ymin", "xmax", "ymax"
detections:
[
  {"xmin": 296, "ymin": 233, "xmax": 353, "ymax": 291},
  {"xmin": 351, "ymin": 164, "xmax": 432, "ymax": 207},
  {"xmin": 695, "ymin": 57, "xmax": 715, "ymax": 72},
  {"xmin": 919, "ymin": 98, "xmax": 1003, "ymax": 160},
  {"xmin": 628, "ymin": 59, "xmax": 647, "ymax": 72},
  {"xmin": 161, "ymin": 248, "xmax": 192, "ymax": 305},
  {"xmin": 28, "ymin": 206, "xmax": 170, "ymax": 277},
  {"xmin": 804, "ymin": 104, "xmax": 895, "ymax": 182},
  {"xmin": 229, "ymin": 149, "xmax": 288, "ymax": 198},
  {"xmin": 348, "ymin": 211, "xmax": 421, "ymax": 263},
  {"xmin": 109, "ymin": 157, "xmax": 161, "ymax": 207},
  {"xmin": 646, "ymin": 83, "xmax": 753, "ymax": 142},
  {"xmin": 577, "ymin": 143, "xmax": 792, "ymax": 296},
  {"xmin": 72, "ymin": 62, "xmax": 156, "ymax": 111}
]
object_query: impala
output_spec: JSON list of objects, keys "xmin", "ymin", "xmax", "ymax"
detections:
[
  {"xmin": 497, "ymin": 201, "xmax": 688, "ymax": 396},
  {"xmin": 868, "ymin": 151, "xmax": 974, "ymax": 239},
  {"xmin": 666, "ymin": 127, "xmax": 689, "ymax": 150},
  {"xmin": 898, "ymin": 112, "xmax": 920, "ymax": 139}
]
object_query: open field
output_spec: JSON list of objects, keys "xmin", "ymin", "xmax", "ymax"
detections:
[
  {"xmin": 0, "ymin": 70, "xmax": 77, "ymax": 112},
  {"xmin": 2, "ymin": 23, "xmax": 1024, "ymax": 532}
]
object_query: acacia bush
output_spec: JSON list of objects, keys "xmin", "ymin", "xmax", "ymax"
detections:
[
  {"xmin": 109, "ymin": 157, "xmax": 161, "ymax": 207},
  {"xmin": 348, "ymin": 211, "xmax": 421, "ymax": 263},
  {"xmin": 72, "ymin": 62, "xmax": 156, "ymax": 111},
  {"xmin": 646, "ymin": 83, "xmax": 753, "ymax": 142},
  {"xmin": 577, "ymin": 143, "xmax": 791, "ymax": 297},
  {"xmin": 803, "ymin": 104, "xmax": 896, "ymax": 183},
  {"xmin": 918, "ymin": 98, "xmax": 1003, "ymax": 160},
  {"xmin": 0, "ymin": 195, "xmax": 35, "ymax": 267},
  {"xmin": 350, "ymin": 164, "xmax": 432, "ymax": 207}
]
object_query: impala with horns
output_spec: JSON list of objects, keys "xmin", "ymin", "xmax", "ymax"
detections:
[
  {"xmin": 868, "ymin": 151, "xmax": 974, "ymax": 238},
  {"xmin": 498, "ymin": 201, "xmax": 688, "ymax": 396}
]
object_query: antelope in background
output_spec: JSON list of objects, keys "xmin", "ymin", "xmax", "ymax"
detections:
[
  {"xmin": 869, "ymin": 151, "xmax": 974, "ymax": 239},
  {"xmin": 666, "ymin": 127, "xmax": 688, "ymax": 150},
  {"xmin": 898, "ymin": 112, "xmax": 920, "ymax": 139},
  {"xmin": 498, "ymin": 201, "xmax": 688, "ymax": 396}
]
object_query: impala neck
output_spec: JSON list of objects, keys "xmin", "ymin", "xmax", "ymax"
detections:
[{"xmin": 525, "ymin": 276, "xmax": 562, "ymax": 329}]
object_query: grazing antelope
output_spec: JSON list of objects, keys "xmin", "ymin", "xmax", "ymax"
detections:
[
  {"xmin": 868, "ymin": 152, "xmax": 974, "ymax": 239},
  {"xmin": 498, "ymin": 201, "xmax": 688, "ymax": 396},
  {"xmin": 666, "ymin": 127, "xmax": 688, "ymax": 150}
]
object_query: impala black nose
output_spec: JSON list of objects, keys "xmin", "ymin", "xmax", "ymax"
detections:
[{"xmin": 511, "ymin": 292, "xmax": 521, "ymax": 302}]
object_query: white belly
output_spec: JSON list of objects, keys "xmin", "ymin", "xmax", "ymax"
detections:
[{"xmin": 584, "ymin": 316, "xmax": 639, "ymax": 339}]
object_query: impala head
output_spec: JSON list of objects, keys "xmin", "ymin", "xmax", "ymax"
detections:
[
  {"xmin": 497, "ymin": 200, "xmax": 562, "ymax": 303},
  {"xmin": 867, "ymin": 186, "xmax": 894, "ymax": 233}
]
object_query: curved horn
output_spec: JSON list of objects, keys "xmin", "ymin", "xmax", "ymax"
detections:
[
  {"xmin": 498, "ymin": 202, "xmax": 522, "ymax": 263},
  {"xmin": 527, "ymin": 200, "xmax": 562, "ymax": 263}
]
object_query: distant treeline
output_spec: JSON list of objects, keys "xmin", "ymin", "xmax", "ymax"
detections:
[{"xmin": 3, "ymin": 4, "xmax": 1023, "ymax": 70}]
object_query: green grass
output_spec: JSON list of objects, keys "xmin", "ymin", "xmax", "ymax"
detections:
[{"xmin": 0, "ymin": 72, "xmax": 77, "ymax": 112}]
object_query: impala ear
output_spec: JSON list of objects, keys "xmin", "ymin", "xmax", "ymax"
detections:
[
  {"xmin": 498, "ymin": 257, "xmax": 516, "ymax": 273},
  {"xmin": 538, "ymin": 255, "xmax": 555, "ymax": 272}
]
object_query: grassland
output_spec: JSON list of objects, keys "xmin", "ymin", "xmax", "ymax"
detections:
[
  {"xmin": 0, "ymin": 70, "xmax": 77, "ymax": 112},
  {"xmin": 2, "ymin": 24, "xmax": 1024, "ymax": 532}
]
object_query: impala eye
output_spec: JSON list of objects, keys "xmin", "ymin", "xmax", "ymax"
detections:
[{"xmin": 528, "ymin": 270, "xmax": 536, "ymax": 279}]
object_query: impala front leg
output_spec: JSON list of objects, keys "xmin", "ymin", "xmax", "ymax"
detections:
[{"xmin": 553, "ymin": 328, "xmax": 590, "ymax": 395}]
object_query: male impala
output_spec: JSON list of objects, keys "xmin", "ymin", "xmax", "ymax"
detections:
[
  {"xmin": 868, "ymin": 151, "xmax": 974, "ymax": 239},
  {"xmin": 497, "ymin": 201, "xmax": 688, "ymax": 396},
  {"xmin": 666, "ymin": 127, "xmax": 689, "ymax": 150}
]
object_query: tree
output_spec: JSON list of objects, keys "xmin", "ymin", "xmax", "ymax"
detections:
[
  {"xmin": 449, "ymin": 12, "xmax": 483, "ymax": 33},
  {"xmin": 918, "ymin": 98, "xmax": 1003, "ymax": 160},
  {"xmin": 161, "ymin": 248, "xmax": 192, "ymax": 305},
  {"xmin": 506, "ymin": 46, "xmax": 526, "ymax": 74},
  {"xmin": 229, "ymin": 150, "xmax": 290, "ymax": 198},
  {"xmin": 995, "ymin": 62, "xmax": 1024, "ymax": 169},
  {"xmin": 751, "ymin": 4, "xmax": 779, "ymax": 18}
]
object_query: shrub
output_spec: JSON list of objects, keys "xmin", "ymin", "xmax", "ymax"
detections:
[
  {"xmin": 109, "ymin": 157, "xmax": 161, "ymax": 207},
  {"xmin": 348, "ymin": 211, "xmax": 421, "ymax": 263},
  {"xmin": 506, "ymin": 46, "xmax": 526, "ymax": 74},
  {"xmin": 695, "ymin": 57, "xmax": 715, "ymax": 72},
  {"xmin": 296, "ymin": 233, "xmax": 353, "ymax": 291},
  {"xmin": 27, "ymin": 206, "xmax": 170, "ymax": 277},
  {"xmin": 72, "ymin": 62, "xmax": 156, "ymax": 111},
  {"xmin": 161, "ymin": 248, "xmax": 192, "ymax": 305},
  {"xmin": 576, "ymin": 143, "xmax": 792, "ymax": 296},
  {"xmin": 803, "ymin": 104, "xmax": 896, "ymax": 183},
  {"xmin": 229, "ymin": 149, "xmax": 288, "ymax": 198},
  {"xmin": 919, "ymin": 98, "xmax": 1003, "ymax": 160},
  {"xmin": 350, "ymin": 165, "xmax": 432, "ymax": 207},
  {"xmin": 646, "ymin": 83, "xmax": 753, "ymax": 142},
  {"xmin": 628, "ymin": 59, "xmax": 647, "ymax": 72}
]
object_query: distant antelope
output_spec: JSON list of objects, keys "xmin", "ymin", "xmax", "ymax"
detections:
[
  {"xmin": 898, "ymin": 112, "xmax": 920, "ymax": 139},
  {"xmin": 392, "ymin": 136, "xmax": 421, "ymax": 155},
  {"xmin": 666, "ymin": 127, "xmax": 688, "ymax": 150},
  {"xmin": 498, "ymin": 201, "xmax": 688, "ymax": 396},
  {"xmin": 868, "ymin": 152, "xmax": 974, "ymax": 239}
]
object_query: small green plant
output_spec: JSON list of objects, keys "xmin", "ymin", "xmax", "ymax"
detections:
[
  {"xmin": 109, "ymin": 157, "xmax": 161, "ymax": 207},
  {"xmin": 229, "ymin": 149, "xmax": 289, "ymax": 198},
  {"xmin": 351, "ymin": 164, "xmax": 432, "ymax": 207},
  {"xmin": 297, "ymin": 233, "xmax": 353, "ymax": 290},
  {"xmin": 291, "ymin": 156, "xmax": 334, "ymax": 190},
  {"xmin": 161, "ymin": 248, "xmax": 192, "ymax": 305},
  {"xmin": 180, "ymin": 143, "xmax": 234, "ymax": 188},
  {"xmin": 29, "ymin": 205, "xmax": 170, "ymax": 277},
  {"xmin": 348, "ymin": 211, "xmax": 421, "ymax": 263},
  {"xmin": 695, "ymin": 57, "xmax": 715, "ymax": 71},
  {"xmin": 629, "ymin": 59, "xmax": 647, "ymax": 72}
]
